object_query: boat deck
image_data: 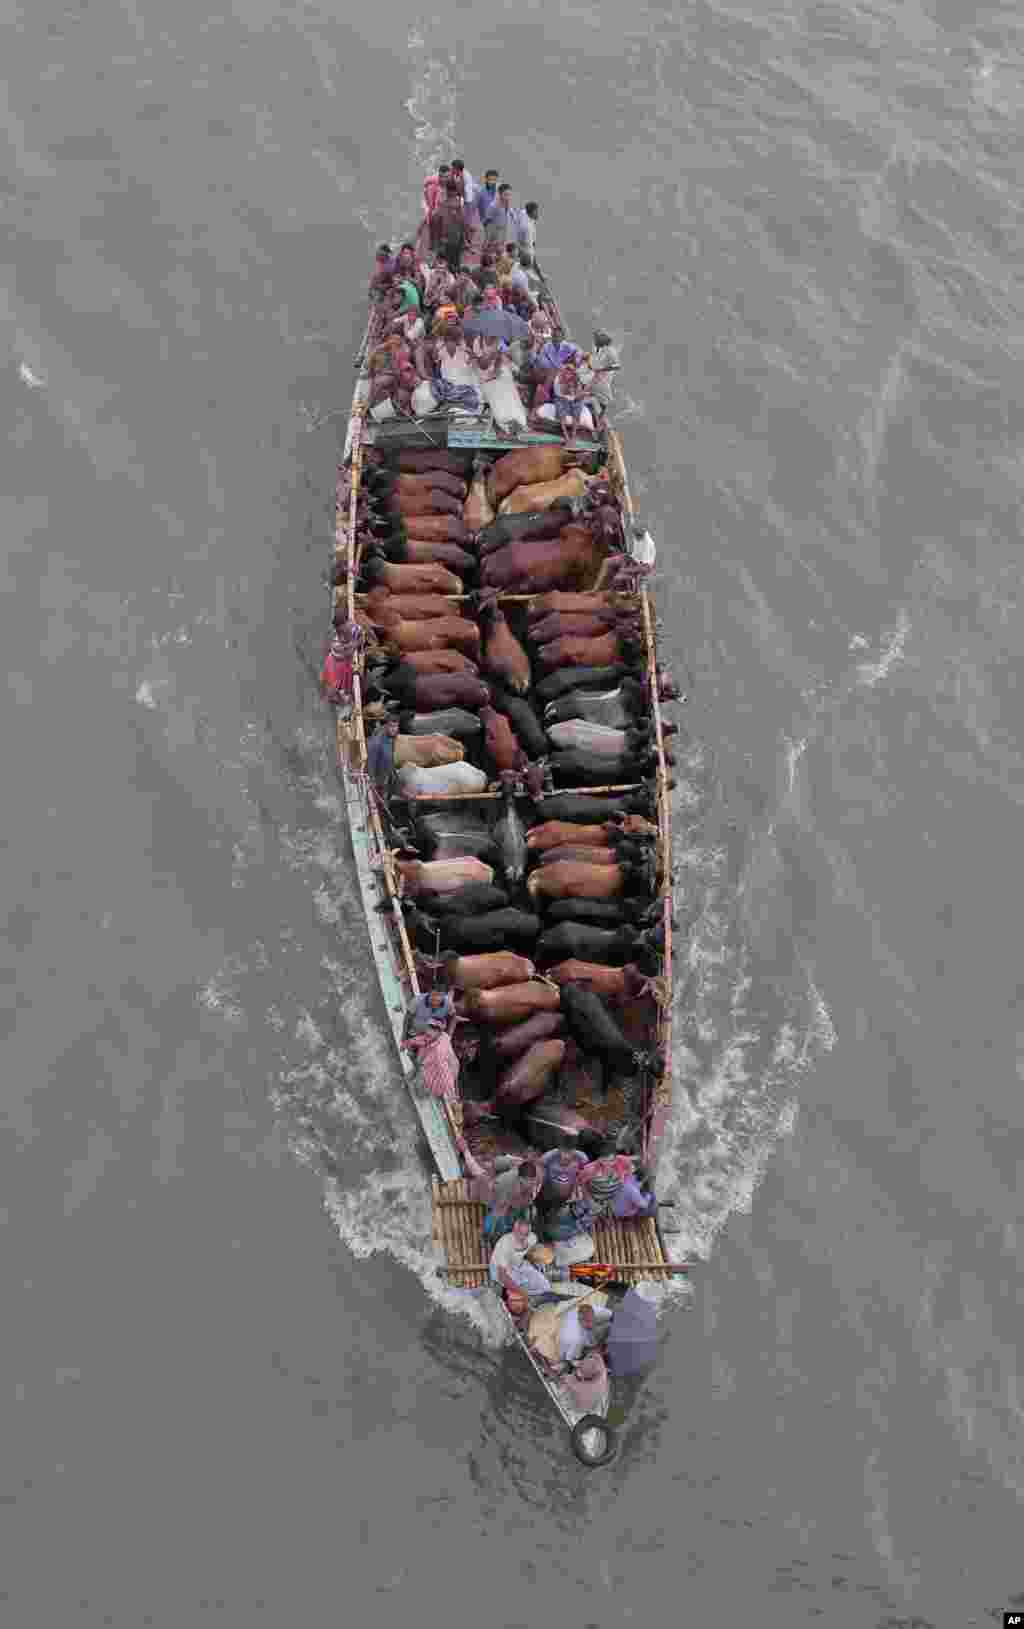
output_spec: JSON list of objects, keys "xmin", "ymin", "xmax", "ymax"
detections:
[{"xmin": 431, "ymin": 1177, "xmax": 675, "ymax": 1290}]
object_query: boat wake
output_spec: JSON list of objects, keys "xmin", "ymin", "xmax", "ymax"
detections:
[{"xmin": 652, "ymin": 736, "xmax": 836, "ymax": 1291}]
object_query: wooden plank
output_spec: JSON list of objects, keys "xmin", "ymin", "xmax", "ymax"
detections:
[
  {"xmin": 400, "ymin": 782, "xmax": 645, "ymax": 804},
  {"xmin": 447, "ymin": 425, "xmax": 602, "ymax": 453}
]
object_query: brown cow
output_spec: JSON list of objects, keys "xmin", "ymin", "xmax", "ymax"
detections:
[
  {"xmin": 446, "ymin": 951, "xmax": 536, "ymax": 991},
  {"xmin": 393, "ymin": 470, "xmax": 467, "ymax": 500},
  {"xmin": 479, "ymin": 600, "xmax": 531, "ymax": 694},
  {"xmin": 480, "ymin": 705, "xmax": 525, "ymax": 774},
  {"xmin": 388, "ymin": 488, "xmax": 464, "ymax": 520},
  {"xmin": 613, "ymin": 814, "xmax": 660, "ymax": 839},
  {"xmin": 395, "ymin": 857, "xmax": 494, "ymax": 896},
  {"xmin": 526, "ymin": 820, "xmax": 611, "ymax": 851},
  {"xmin": 535, "ymin": 844, "xmax": 619, "ymax": 868},
  {"xmin": 396, "ymin": 672, "xmax": 491, "ymax": 712},
  {"xmin": 387, "ymin": 538, "xmax": 476, "ymax": 574},
  {"xmin": 498, "ymin": 468, "xmax": 595, "ymax": 516},
  {"xmin": 464, "ymin": 981, "xmax": 562, "ymax": 1025},
  {"xmin": 396, "ymin": 449, "xmax": 472, "ymax": 477},
  {"xmin": 544, "ymin": 960, "xmax": 649, "ymax": 1002},
  {"xmin": 359, "ymin": 589, "xmax": 457, "ymax": 624},
  {"xmin": 381, "ymin": 617, "xmax": 481, "ymax": 656},
  {"xmin": 362, "ymin": 559, "xmax": 463, "ymax": 596},
  {"xmin": 479, "ymin": 524, "xmax": 602, "ymax": 594},
  {"xmin": 392, "ymin": 733, "xmax": 464, "ymax": 769},
  {"xmin": 392, "ymin": 649, "xmax": 479, "ymax": 676},
  {"xmin": 527, "ymin": 590, "xmax": 634, "ymax": 617},
  {"xmin": 464, "ymin": 466, "xmax": 495, "ymax": 532},
  {"xmin": 491, "ymin": 1011, "xmax": 566, "ymax": 1056},
  {"xmin": 495, "ymin": 1038, "xmax": 566, "ymax": 1108},
  {"xmin": 526, "ymin": 861, "xmax": 625, "ymax": 903},
  {"xmin": 530, "ymin": 609, "xmax": 636, "ymax": 643},
  {"xmin": 489, "ymin": 445, "xmax": 572, "ymax": 505},
  {"xmin": 535, "ymin": 631, "xmax": 630, "ymax": 672},
  {"xmin": 392, "ymin": 514, "xmax": 470, "ymax": 543}
]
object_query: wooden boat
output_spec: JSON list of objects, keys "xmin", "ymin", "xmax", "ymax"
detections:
[{"xmin": 329, "ymin": 235, "xmax": 683, "ymax": 1465}]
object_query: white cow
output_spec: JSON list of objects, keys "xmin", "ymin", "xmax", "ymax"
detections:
[{"xmin": 396, "ymin": 761, "xmax": 489, "ymax": 796}]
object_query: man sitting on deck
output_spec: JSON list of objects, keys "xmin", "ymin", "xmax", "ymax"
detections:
[
  {"xmin": 490, "ymin": 1217, "xmax": 554, "ymax": 1301},
  {"xmin": 558, "ymin": 1299, "xmax": 612, "ymax": 1365},
  {"xmin": 559, "ymin": 1350, "xmax": 608, "ymax": 1415},
  {"xmin": 405, "ymin": 987, "xmax": 454, "ymax": 1038}
]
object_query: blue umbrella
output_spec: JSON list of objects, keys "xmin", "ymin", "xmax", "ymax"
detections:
[
  {"xmin": 605, "ymin": 1288, "xmax": 658, "ymax": 1377},
  {"xmin": 463, "ymin": 308, "xmax": 531, "ymax": 344}
]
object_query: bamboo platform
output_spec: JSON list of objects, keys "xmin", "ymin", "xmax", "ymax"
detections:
[
  {"xmin": 432, "ymin": 1176, "xmax": 489, "ymax": 1289},
  {"xmin": 431, "ymin": 1178, "xmax": 674, "ymax": 1288}
]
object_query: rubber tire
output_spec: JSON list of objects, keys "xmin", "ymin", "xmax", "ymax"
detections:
[{"xmin": 570, "ymin": 1414, "xmax": 617, "ymax": 1468}]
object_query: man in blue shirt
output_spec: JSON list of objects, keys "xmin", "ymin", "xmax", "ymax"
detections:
[
  {"xmin": 475, "ymin": 168, "xmax": 500, "ymax": 223},
  {"xmin": 484, "ymin": 183, "xmax": 519, "ymax": 245},
  {"xmin": 366, "ymin": 717, "xmax": 398, "ymax": 796}
]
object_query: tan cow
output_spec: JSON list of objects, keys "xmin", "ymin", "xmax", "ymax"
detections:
[
  {"xmin": 498, "ymin": 468, "xmax": 596, "ymax": 516},
  {"xmin": 392, "ymin": 733, "xmax": 465, "ymax": 769}
]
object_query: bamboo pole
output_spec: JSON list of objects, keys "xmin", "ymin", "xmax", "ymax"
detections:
[
  {"xmin": 441, "ymin": 1262, "xmax": 686, "ymax": 1274},
  {"xmin": 607, "ymin": 428, "xmax": 674, "ymax": 1176},
  {"xmin": 431, "ymin": 1176, "xmax": 442, "ymax": 1246},
  {"xmin": 401, "ymin": 782, "xmax": 644, "ymax": 803},
  {"xmin": 453, "ymin": 1178, "xmax": 472, "ymax": 1278},
  {"xmin": 464, "ymin": 1197, "xmax": 486, "ymax": 1288}
]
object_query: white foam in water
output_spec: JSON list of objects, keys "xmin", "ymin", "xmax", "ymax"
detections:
[
  {"xmin": 651, "ymin": 755, "xmax": 836, "ymax": 1289},
  {"xmin": 856, "ymin": 606, "xmax": 911, "ymax": 688}
]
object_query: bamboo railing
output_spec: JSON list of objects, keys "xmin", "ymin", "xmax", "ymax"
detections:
[{"xmin": 605, "ymin": 431, "xmax": 674, "ymax": 1166}]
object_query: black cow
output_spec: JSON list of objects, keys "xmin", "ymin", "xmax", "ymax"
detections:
[
  {"xmin": 533, "ymin": 787, "xmax": 657, "ymax": 824},
  {"xmin": 546, "ymin": 746, "xmax": 660, "ymax": 785},
  {"xmin": 543, "ymin": 679, "xmax": 647, "ymax": 728},
  {"xmin": 477, "ymin": 502, "xmax": 575, "ymax": 557},
  {"xmin": 534, "ymin": 665, "xmax": 630, "ymax": 704},
  {"xmin": 534, "ymin": 922, "xmax": 645, "ymax": 966},
  {"xmin": 397, "ymin": 708, "xmax": 484, "ymax": 741},
  {"xmin": 543, "ymin": 897, "xmax": 640, "ymax": 927},
  {"xmin": 559, "ymin": 981, "xmax": 644, "ymax": 1069},
  {"xmin": 487, "ymin": 684, "xmax": 549, "ymax": 760},
  {"xmin": 402, "ymin": 903, "xmax": 542, "ymax": 954},
  {"xmin": 419, "ymin": 883, "xmax": 510, "ymax": 917}
]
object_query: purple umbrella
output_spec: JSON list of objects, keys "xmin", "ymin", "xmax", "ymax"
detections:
[
  {"xmin": 605, "ymin": 1288, "xmax": 658, "ymax": 1377},
  {"xmin": 463, "ymin": 308, "xmax": 531, "ymax": 345}
]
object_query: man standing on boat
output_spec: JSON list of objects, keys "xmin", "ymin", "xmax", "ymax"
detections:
[
  {"xmin": 456, "ymin": 1135, "xmax": 543, "ymax": 1240},
  {"xmin": 366, "ymin": 716, "xmax": 399, "ymax": 799},
  {"xmin": 483, "ymin": 182, "xmax": 519, "ymax": 246},
  {"xmin": 517, "ymin": 201, "xmax": 540, "ymax": 258},
  {"xmin": 475, "ymin": 168, "xmax": 500, "ymax": 224},
  {"xmin": 450, "ymin": 157, "xmax": 476, "ymax": 206}
]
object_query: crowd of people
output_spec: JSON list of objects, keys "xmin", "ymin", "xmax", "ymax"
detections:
[{"xmin": 363, "ymin": 158, "xmax": 620, "ymax": 443}]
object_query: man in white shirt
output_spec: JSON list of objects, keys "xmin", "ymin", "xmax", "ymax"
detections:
[
  {"xmin": 490, "ymin": 1217, "xmax": 551, "ymax": 1297},
  {"xmin": 558, "ymin": 1299, "xmax": 613, "ymax": 1364},
  {"xmin": 516, "ymin": 201, "xmax": 539, "ymax": 257}
]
